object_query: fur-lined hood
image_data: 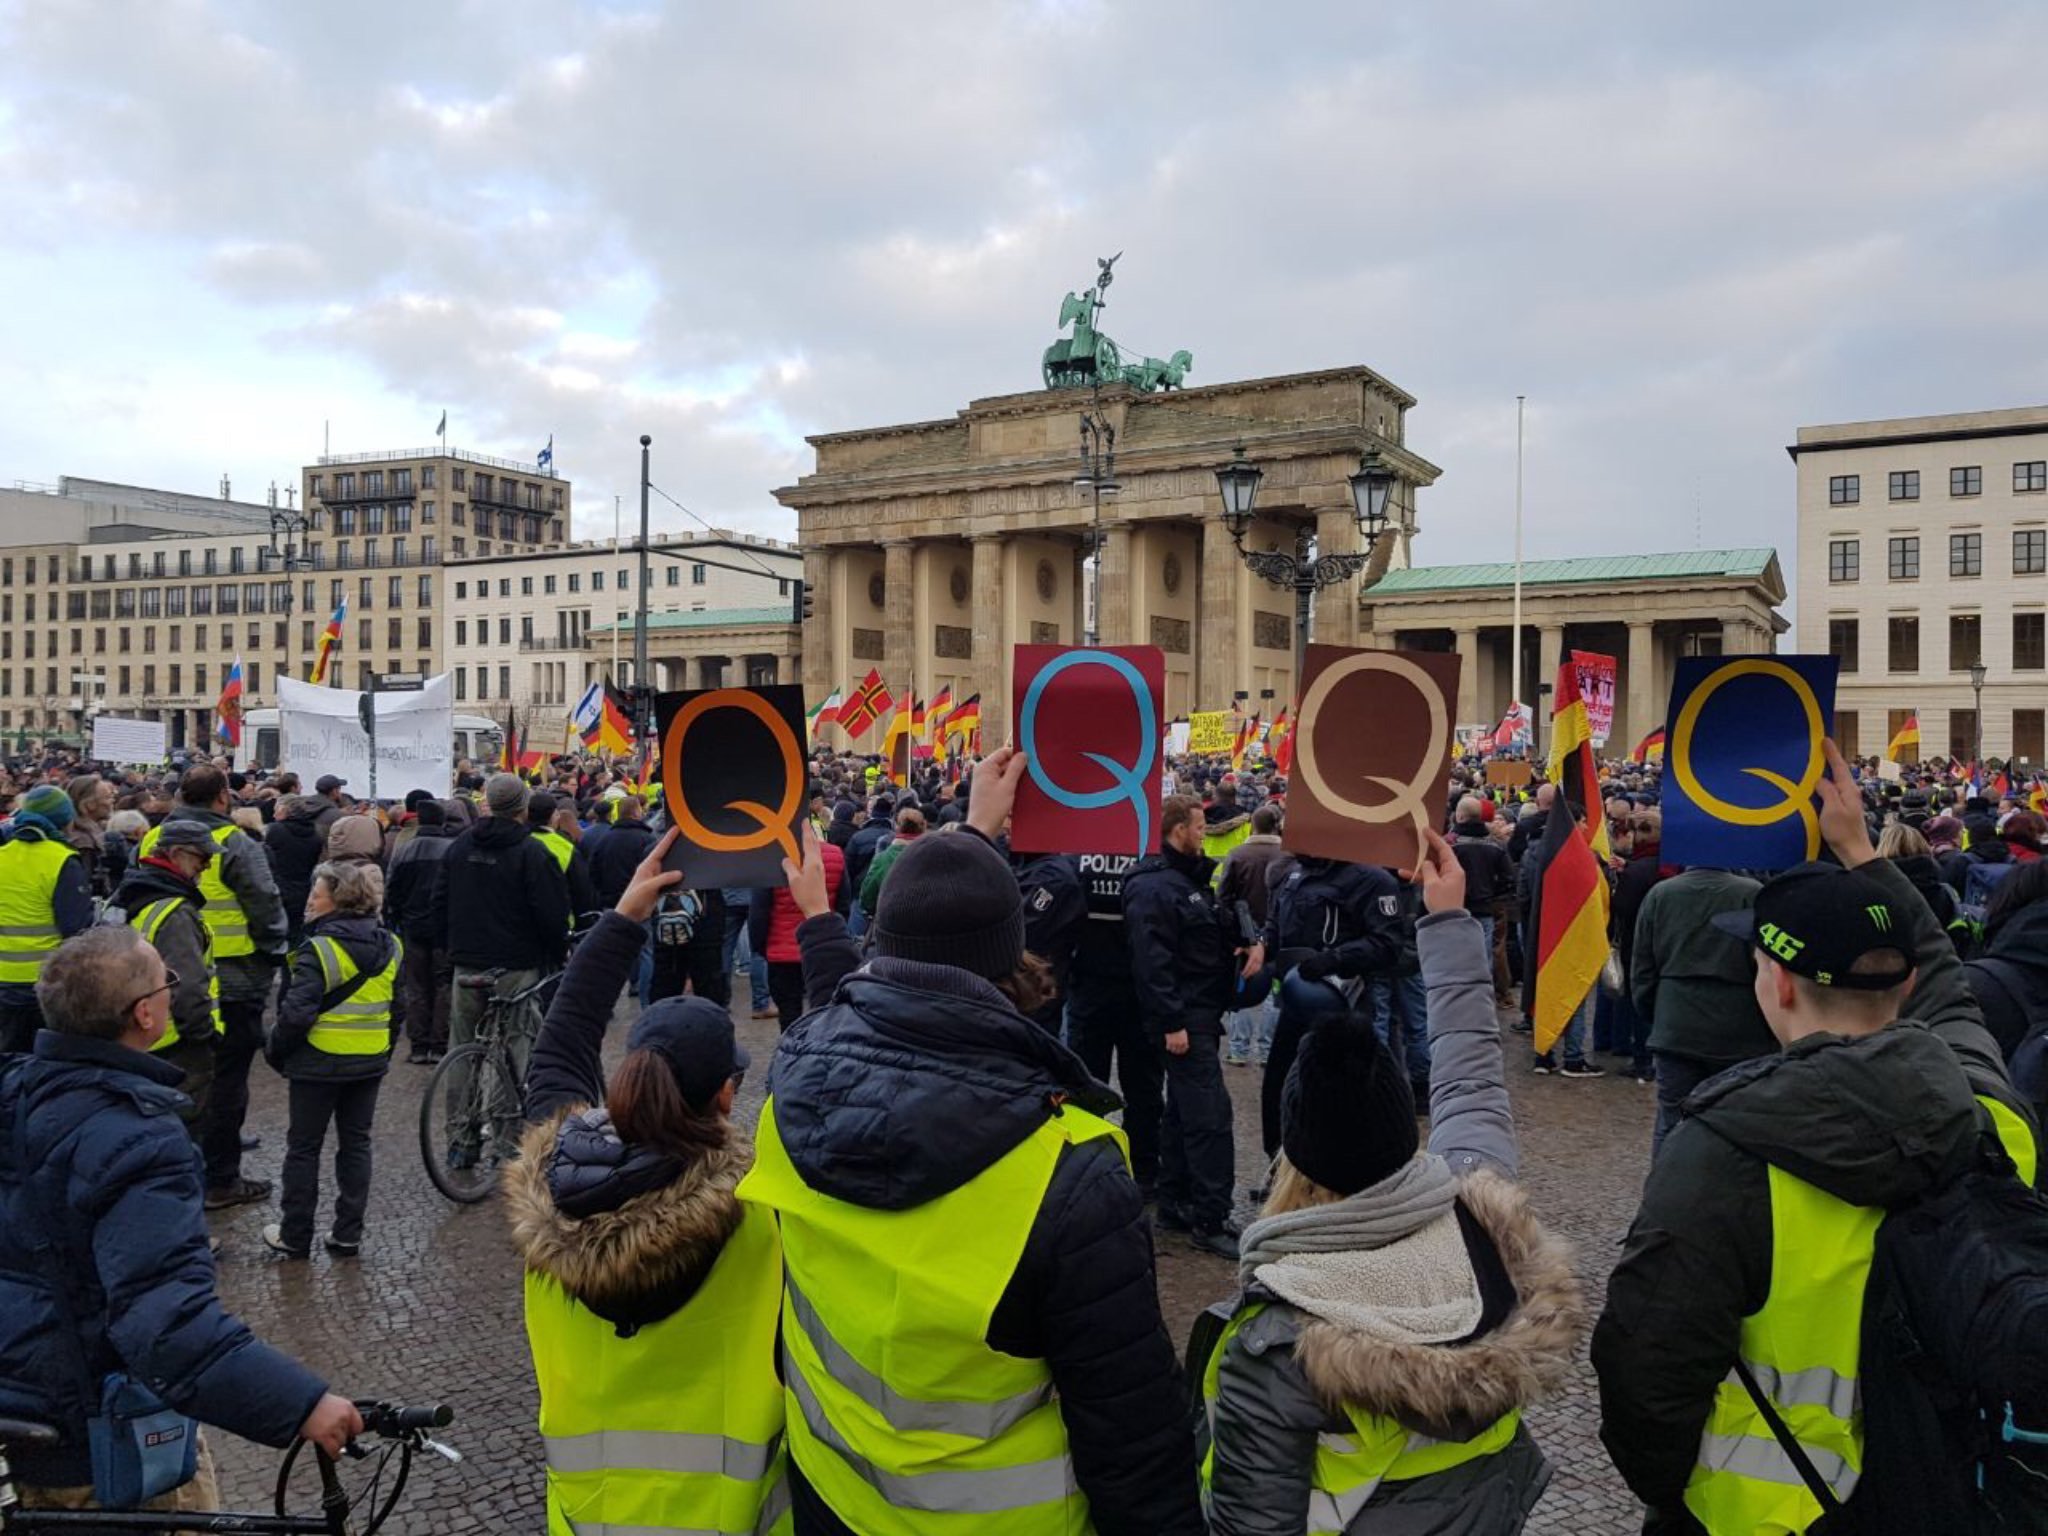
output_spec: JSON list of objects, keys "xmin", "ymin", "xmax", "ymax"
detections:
[
  {"xmin": 505, "ymin": 1106, "xmax": 752, "ymax": 1332},
  {"xmin": 1287, "ymin": 1168, "xmax": 1585, "ymax": 1440}
]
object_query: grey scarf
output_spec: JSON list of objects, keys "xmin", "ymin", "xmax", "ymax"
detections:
[{"xmin": 1238, "ymin": 1153, "xmax": 1458, "ymax": 1281}]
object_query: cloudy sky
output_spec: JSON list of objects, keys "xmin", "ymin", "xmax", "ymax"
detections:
[{"xmin": 3, "ymin": 0, "xmax": 2045, "ymax": 570}]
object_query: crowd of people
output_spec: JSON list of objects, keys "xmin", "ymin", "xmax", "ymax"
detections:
[{"xmin": 0, "ymin": 731, "xmax": 2042, "ymax": 1531}]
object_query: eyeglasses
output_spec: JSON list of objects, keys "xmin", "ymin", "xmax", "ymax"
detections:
[{"xmin": 126, "ymin": 969, "xmax": 179, "ymax": 1014}]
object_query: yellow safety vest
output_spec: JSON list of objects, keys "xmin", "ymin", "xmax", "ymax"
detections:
[
  {"xmin": 533, "ymin": 828, "xmax": 575, "ymax": 875},
  {"xmin": 129, "ymin": 896, "xmax": 220, "ymax": 1052},
  {"xmin": 1979, "ymin": 1093, "xmax": 2039, "ymax": 1187},
  {"xmin": 1682, "ymin": 1102, "xmax": 2041, "ymax": 1535},
  {"xmin": 526, "ymin": 1199, "xmax": 790, "ymax": 1536},
  {"xmin": 0, "ymin": 836, "xmax": 77, "ymax": 985},
  {"xmin": 138, "ymin": 822, "xmax": 252, "ymax": 958},
  {"xmin": 739, "ymin": 1100, "xmax": 1128, "ymax": 1536},
  {"xmin": 305, "ymin": 933, "xmax": 402, "ymax": 1057},
  {"xmin": 1200, "ymin": 1302, "xmax": 1520, "ymax": 1534}
]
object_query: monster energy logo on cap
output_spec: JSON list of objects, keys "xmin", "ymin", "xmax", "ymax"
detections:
[{"xmin": 1710, "ymin": 862, "xmax": 1915, "ymax": 992}]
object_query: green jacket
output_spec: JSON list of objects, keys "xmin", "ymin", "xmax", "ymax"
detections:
[
  {"xmin": 1627, "ymin": 868, "xmax": 1774, "ymax": 1065},
  {"xmin": 858, "ymin": 833, "xmax": 919, "ymax": 918}
]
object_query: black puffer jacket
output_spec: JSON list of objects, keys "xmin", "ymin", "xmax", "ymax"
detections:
[
  {"xmin": 264, "ymin": 806, "xmax": 326, "ymax": 942},
  {"xmin": 383, "ymin": 823, "xmax": 456, "ymax": 944},
  {"xmin": 585, "ymin": 817, "xmax": 657, "ymax": 910},
  {"xmin": 267, "ymin": 913, "xmax": 402, "ymax": 1081},
  {"xmin": 1123, "ymin": 846, "xmax": 1237, "ymax": 1036},
  {"xmin": 771, "ymin": 914, "xmax": 1205, "ymax": 1536},
  {"xmin": 435, "ymin": 816, "xmax": 570, "ymax": 971},
  {"xmin": 1967, "ymin": 896, "xmax": 2048, "ymax": 1075}
]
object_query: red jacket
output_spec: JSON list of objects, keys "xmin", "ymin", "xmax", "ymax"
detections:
[{"xmin": 767, "ymin": 840, "xmax": 844, "ymax": 963}]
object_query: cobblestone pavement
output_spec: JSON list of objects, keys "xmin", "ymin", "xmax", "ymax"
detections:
[{"xmin": 206, "ymin": 992, "xmax": 1652, "ymax": 1533}]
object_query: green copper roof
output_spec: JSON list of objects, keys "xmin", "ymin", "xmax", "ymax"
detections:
[
  {"xmin": 591, "ymin": 605, "xmax": 794, "ymax": 633},
  {"xmin": 1368, "ymin": 549, "xmax": 1778, "ymax": 594}
]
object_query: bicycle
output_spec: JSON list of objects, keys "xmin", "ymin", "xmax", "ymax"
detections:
[
  {"xmin": 418, "ymin": 967, "xmax": 559, "ymax": 1203},
  {"xmin": 0, "ymin": 1400, "xmax": 457, "ymax": 1535}
]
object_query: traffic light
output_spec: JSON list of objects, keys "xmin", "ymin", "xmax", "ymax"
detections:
[{"xmin": 793, "ymin": 578, "xmax": 814, "ymax": 624}]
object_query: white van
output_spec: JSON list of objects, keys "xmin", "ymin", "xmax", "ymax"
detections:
[{"xmin": 232, "ymin": 709, "xmax": 503, "ymax": 778}]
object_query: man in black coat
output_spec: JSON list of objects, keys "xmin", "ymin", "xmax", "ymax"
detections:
[
  {"xmin": 1123, "ymin": 794, "xmax": 1243, "ymax": 1258},
  {"xmin": 1064, "ymin": 849, "xmax": 1162, "ymax": 1197},
  {"xmin": 384, "ymin": 799, "xmax": 457, "ymax": 1063},
  {"xmin": 1007, "ymin": 844, "xmax": 1085, "ymax": 1035},
  {"xmin": 432, "ymin": 774, "xmax": 569, "ymax": 1123},
  {"xmin": 586, "ymin": 793, "xmax": 658, "ymax": 909},
  {"xmin": 264, "ymin": 795, "xmax": 327, "ymax": 947},
  {"xmin": 773, "ymin": 758, "xmax": 1205, "ymax": 1536}
]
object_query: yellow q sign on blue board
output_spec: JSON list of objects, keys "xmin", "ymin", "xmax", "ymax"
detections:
[{"xmin": 1661, "ymin": 655, "xmax": 1840, "ymax": 870}]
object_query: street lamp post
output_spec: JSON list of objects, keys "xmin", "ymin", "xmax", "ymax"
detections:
[
  {"xmin": 1969, "ymin": 659, "xmax": 1987, "ymax": 776},
  {"xmin": 1213, "ymin": 445, "xmax": 1395, "ymax": 687},
  {"xmin": 1075, "ymin": 391, "xmax": 1119, "ymax": 645}
]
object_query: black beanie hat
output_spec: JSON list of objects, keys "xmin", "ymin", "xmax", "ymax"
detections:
[
  {"xmin": 1282, "ymin": 1010, "xmax": 1419, "ymax": 1196},
  {"xmin": 873, "ymin": 831, "xmax": 1026, "ymax": 980}
]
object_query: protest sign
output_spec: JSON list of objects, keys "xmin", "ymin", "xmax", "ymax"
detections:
[
  {"xmin": 1283, "ymin": 644, "xmax": 1461, "ymax": 870},
  {"xmin": 278, "ymin": 675, "xmax": 453, "ymax": 801},
  {"xmin": 1165, "ymin": 721, "xmax": 1191, "ymax": 757},
  {"xmin": 1187, "ymin": 711, "xmax": 1233, "ymax": 755},
  {"xmin": 1486, "ymin": 759, "xmax": 1533, "ymax": 789},
  {"xmin": 1571, "ymin": 650, "xmax": 1618, "ymax": 746},
  {"xmin": 654, "ymin": 684, "xmax": 808, "ymax": 887},
  {"xmin": 90, "ymin": 715, "xmax": 166, "ymax": 765},
  {"xmin": 1011, "ymin": 645, "xmax": 1166, "ymax": 856},
  {"xmin": 1661, "ymin": 655, "xmax": 1839, "ymax": 870}
]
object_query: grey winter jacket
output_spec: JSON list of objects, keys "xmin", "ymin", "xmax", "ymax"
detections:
[
  {"xmin": 160, "ymin": 804, "xmax": 288, "ymax": 1000},
  {"xmin": 1202, "ymin": 912, "xmax": 1585, "ymax": 1536}
]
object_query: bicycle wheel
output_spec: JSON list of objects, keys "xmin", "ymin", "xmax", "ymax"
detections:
[
  {"xmin": 420, "ymin": 1043, "xmax": 514, "ymax": 1202},
  {"xmin": 275, "ymin": 1437, "xmax": 412, "ymax": 1533}
]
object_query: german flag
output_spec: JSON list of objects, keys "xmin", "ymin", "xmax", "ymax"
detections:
[
  {"xmin": 1885, "ymin": 713, "xmax": 1920, "ymax": 763},
  {"xmin": 1532, "ymin": 658, "xmax": 1610, "ymax": 1054},
  {"xmin": 881, "ymin": 691, "xmax": 915, "ymax": 785},
  {"xmin": 1230, "ymin": 713, "xmax": 1259, "ymax": 772},
  {"xmin": 499, "ymin": 710, "xmax": 521, "ymax": 774},
  {"xmin": 945, "ymin": 693, "xmax": 981, "ymax": 751},
  {"xmin": 1630, "ymin": 727, "xmax": 1665, "ymax": 765},
  {"xmin": 926, "ymin": 685, "xmax": 953, "ymax": 743}
]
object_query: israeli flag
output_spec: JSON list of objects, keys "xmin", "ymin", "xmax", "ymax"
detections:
[
  {"xmin": 538, "ymin": 434, "xmax": 554, "ymax": 470},
  {"xmin": 570, "ymin": 680, "xmax": 604, "ymax": 735}
]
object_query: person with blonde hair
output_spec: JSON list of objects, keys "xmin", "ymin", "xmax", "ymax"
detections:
[
  {"xmin": 262, "ymin": 860, "xmax": 402, "ymax": 1259},
  {"xmin": 1199, "ymin": 829, "xmax": 1586, "ymax": 1534}
]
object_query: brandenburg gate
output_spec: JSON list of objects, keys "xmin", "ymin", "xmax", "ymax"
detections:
[{"xmin": 780, "ymin": 262, "xmax": 1441, "ymax": 746}]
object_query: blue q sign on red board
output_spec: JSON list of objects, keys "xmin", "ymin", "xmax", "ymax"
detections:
[
  {"xmin": 1660, "ymin": 654, "xmax": 1840, "ymax": 871},
  {"xmin": 1010, "ymin": 644, "xmax": 1167, "ymax": 857}
]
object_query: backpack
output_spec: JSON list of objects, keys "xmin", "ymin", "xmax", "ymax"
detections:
[
  {"xmin": 1740, "ymin": 1129, "xmax": 2048, "ymax": 1534},
  {"xmin": 1960, "ymin": 858, "xmax": 2018, "ymax": 926}
]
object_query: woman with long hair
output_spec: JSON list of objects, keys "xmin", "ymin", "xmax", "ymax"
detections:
[
  {"xmin": 1200, "ymin": 829, "xmax": 1586, "ymax": 1534},
  {"xmin": 508, "ymin": 827, "xmax": 787, "ymax": 1536}
]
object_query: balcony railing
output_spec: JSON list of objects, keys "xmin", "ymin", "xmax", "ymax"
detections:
[
  {"xmin": 518, "ymin": 636, "xmax": 591, "ymax": 653},
  {"xmin": 316, "ymin": 445, "xmax": 559, "ymax": 479}
]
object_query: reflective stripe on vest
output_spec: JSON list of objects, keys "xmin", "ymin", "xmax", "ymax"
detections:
[
  {"xmin": 130, "ymin": 897, "xmax": 220, "ymax": 1052},
  {"xmin": 525, "ymin": 1199, "xmax": 788, "ymax": 1536},
  {"xmin": 1979, "ymin": 1093, "xmax": 2039, "ymax": 1188},
  {"xmin": 738, "ymin": 1100, "xmax": 1129, "ymax": 1536},
  {"xmin": 306, "ymin": 935, "xmax": 401, "ymax": 1056},
  {"xmin": 0, "ymin": 837, "xmax": 76, "ymax": 983},
  {"xmin": 1684, "ymin": 1164, "xmax": 1878, "ymax": 1534},
  {"xmin": 139, "ymin": 822, "xmax": 253, "ymax": 957},
  {"xmin": 1199, "ymin": 1302, "xmax": 1518, "ymax": 1535}
]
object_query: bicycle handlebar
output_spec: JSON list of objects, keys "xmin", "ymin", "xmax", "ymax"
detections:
[{"xmin": 354, "ymin": 1401, "xmax": 454, "ymax": 1438}]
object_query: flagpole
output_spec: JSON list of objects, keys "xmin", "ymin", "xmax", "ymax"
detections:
[
  {"xmin": 612, "ymin": 494, "xmax": 622, "ymax": 685},
  {"xmin": 1512, "ymin": 394, "xmax": 1525, "ymax": 750}
]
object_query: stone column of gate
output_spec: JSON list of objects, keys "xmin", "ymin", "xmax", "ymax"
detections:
[
  {"xmin": 1095, "ymin": 520, "xmax": 1133, "ymax": 646},
  {"xmin": 1626, "ymin": 620, "xmax": 1657, "ymax": 753},
  {"xmin": 1199, "ymin": 518, "xmax": 1241, "ymax": 714},
  {"xmin": 1538, "ymin": 624, "xmax": 1566, "ymax": 698},
  {"xmin": 1314, "ymin": 507, "xmax": 1362, "ymax": 647},
  {"xmin": 881, "ymin": 540, "xmax": 916, "ymax": 706},
  {"xmin": 1721, "ymin": 617, "xmax": 1752, "ymax": 656},
  {"xmin": 801, "ymin": 546, "xmax": 835, "ymax": 736},
  {"xmin": 1453, "ymin": 627, "xmax": 1481, "ymax": 725},
  {"xmin": 970, "ymin": 533, "xmax": 1006, "ymax": 746}
]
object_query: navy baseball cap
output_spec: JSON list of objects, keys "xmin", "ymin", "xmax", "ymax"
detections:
[
  {"xmin": 1711, "ymin": 863, "xmax": 1914, "ymax": 991},
  {"xmin": 626, "ymin": 996, "xmax": 749, "ymax": 1111}
]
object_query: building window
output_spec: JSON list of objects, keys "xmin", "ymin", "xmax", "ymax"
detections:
[
  {"xmin": 499, "ymin": 665, "xmax": 511, "ymax": 699},
  {"xmin": 421, "ymin": 500, "xmax": 435, "ymax": 526},
  {"xmin": 336, "ymin": 507, "xmax": 357, "ymax": 535},
  {"xmin": 544, "ymin": 574, "xmax": 557, "ymax": 595},
  {"xmin": 476, "ymin": 666, "xmax": 488, "ymax": 700},
  {"xmin": 244, "ymin": 584, "xmax": 265, "ymax": 614},
  {"xmin": 1949, "ymin": 709, "xmax": 1978, "ymax": 763},
  {"xmin": 2017, "ymin": 461, "xmax": 2048, "ymax": 493},
  {"xmin": 388, "ymin": 617, "xmax": 402, "ymax": 649},
  {"xmin": 2015, "ymin": 708, "xmax": 2045, "ymax": 763},
  {"xmin": 388, "ymin": 575, "xmax": 402, "ymax": 608},
  {"xmin": 455, "ymin": 619, "xmax": 466, "ymax": 645},
  {"xmin": 418, "ymin": 616, "xmax": 432, "ymax": 647},
  {"xmin": 498, "ymin": 579, "xmax": 511, "ymax": 598},
  {"xmin": 692, "ymin": 563, "xmax": 708, "ymax": 585},
  {"xmin": 1888, "ymin": 536, "xmax": 1920, "ymax": 580},
  {"xmin": 778, "ymin": 577, "xmax": 790, "ymax": 597},
  {"xmin": 2016, "ymin": 530, "xmax": 2046, "ymax": 575},
  {"xmin": 1950, "ymin": 613, "xmax": 1982, "ymax": 670},
  {"xmin": 568, "ymin": 573, "xmax": 580, "ymax": 593},
  {"xmin": 1888, "ymin": 470, "xmax": 1919, "ymax": 501},
  {"xmin": 2017, "ymin": 613, "xmax": 2046, "ymax": 671},
  {"xmin": 216, "ymin": 585, "xmax": 238, "ymax": 615},
  {"xmin": 358, "ymin": 619, "xmax": 371, "ymax": 650},
  {"xmin": 1829, "ymin": 475, "xmax": 1859, "ymax": 506},
  {"xmin": 336, "ymin": 473, "xmax": 355, "ymax": 498},
  {"xmin": 498, "ymin": 617, "xmax": 511, "ymax": 645},
  {"xmin": 393, "ymin": 468, "xmax": 412, "ymax": 495},
  {"xmin": 1888, "ymin": 615, "xmax": 1919, "ymax": 672},
  {"xmin": 454, "ymin": 667, "xmax": 466, "ymax": 700},
  {"xmin": 521, "ymin": 616, "xmax": 534, "ymax": 642},
  {"xmin": 1828, "ymin": 618, "xmax": 1859, "ymax": 673},
  {"xmin": 592, "ymin": 570, "xmax": 604, "ymax": 591},
  {"xmin": 115, "ymin": 589, "xmax": 135, "ymax": 619},
  {"xmin": 1950, "ymin": 532, "xmax": 1982, "ymax": 577},
  {"xmin": 1951, "ymin": 465, "xmax": 1981, "ymax": 497}
]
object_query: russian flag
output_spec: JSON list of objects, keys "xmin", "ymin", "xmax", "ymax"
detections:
[{"xmin": 215, "ymin": 656, "xmax": 245, "ymax": 746}]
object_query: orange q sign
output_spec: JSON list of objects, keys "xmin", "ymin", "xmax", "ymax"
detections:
[{"xmin": 654, "ymin": 684, "xmax": 810, "ymax": 887}]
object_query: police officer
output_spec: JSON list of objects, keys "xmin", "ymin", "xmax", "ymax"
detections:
[
  {"xmin": 112, "ymin": 819, "xmax": 224, "ymax": 1131},
  {"xmin": 1065, "ymin": 848, "xmax": 1164, "ymax": 1196},
  {"xmin": 139, "ymin": 764, "xmax": 287, "ymax": 1207},
  {"xmin": 1007, "ymin": 841, "xmax": 1086, "ymax": 1035},
  {"xmin": 0, "ymin": 786, "xmax": 94, "ymax": 1054},
  {"xmin": 1249, "ymin": 852, "xmax": 1404, "ymax": 1161},
  {"xmin": 1124, "ymin": 794, "xmax": 1245, "ymax": 1258}
]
